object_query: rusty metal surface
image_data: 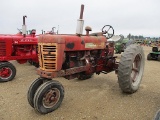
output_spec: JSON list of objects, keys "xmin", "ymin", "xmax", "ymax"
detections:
[
  {"xmin": 79, "ymin": 4, "xmax": 84, "ymax": 19},
  {"xmin": 38, "ymin": 35, "xmax": 65, "ymax": 44},
  {"xmin": 38, "ymin": 42, "xmax": 65, "ymax": 72},
  {"xmin": 38, "ymin": 34, "xmax": 107, "ymax": 51},
  {"xmin": 37, "ymin": 66, "xmax": 87, "ymax": 78}
]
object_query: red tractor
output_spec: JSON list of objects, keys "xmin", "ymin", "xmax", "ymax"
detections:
[
  {"xmin": 27, "ymin": 5, "xmax": 145, "ymax": 114},
  {"xmin": 0, "ymin": 16, "xmax": 38, "ymax": 82}
]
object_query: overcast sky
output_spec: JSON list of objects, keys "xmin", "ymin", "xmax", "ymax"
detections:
[{"xmin": 0, "ymin": 0, "xmax": 160, "ymax": 37}]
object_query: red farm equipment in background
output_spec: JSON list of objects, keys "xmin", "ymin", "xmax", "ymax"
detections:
[{"xmin": 0, "ymin": 16, "xmax": 39, "ymax": 82}]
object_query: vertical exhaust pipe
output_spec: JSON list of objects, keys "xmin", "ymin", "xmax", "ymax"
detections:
[
  {"xmin": 22, "ymin": 15, "xmax": 27, "ymax": 37},
  {"xmin": 79, "ymin": 4, "xmax": 84, "ymax": 19},
  {"xmin": 76, "ymin": 4, "xmax": 84, "ymax": 35}
]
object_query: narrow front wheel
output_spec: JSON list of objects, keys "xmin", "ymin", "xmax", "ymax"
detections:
[
  {"xmin": 33, "ymin": 80, "xmax": 64, "ymax": 114},
  {"xmin": 27, "ymin": 78, "xmax": 48, "ymax": 108}
]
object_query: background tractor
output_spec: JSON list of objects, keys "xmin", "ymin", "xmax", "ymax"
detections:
[
  {"xmin": 112, "ymin": 35, "xmax": 135, "ymax": 54},
  {"xmin": 27, "ymin": 4, "xmax": 145, "ymax": 114},
  {"xmin": 0, "ymin": 16, "xmax": 39, "ymax": 82},
  {"xmin": 147, "ymin": 46, "xmax": 160, "ymax": 61}
]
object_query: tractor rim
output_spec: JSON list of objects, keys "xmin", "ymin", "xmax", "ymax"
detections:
[
  {"xmin": 0, "ymin": 67, "xmax": 12, "ymax": 79},
  {"xmin": 42, "ymin": 88, "xmax": 60, "ymax": 108},
  {"xmin": 131, "ymin": 54, "xmax": 142, "ymax": 86}
]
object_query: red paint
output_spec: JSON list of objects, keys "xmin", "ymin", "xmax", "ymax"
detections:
[
  {"xmin": 0, "ymin": 33, "xmax": 38, "ymax": 63},
  {"xmin": 0, "ymin": 67, "xmax": 12, "ymax": 78}
]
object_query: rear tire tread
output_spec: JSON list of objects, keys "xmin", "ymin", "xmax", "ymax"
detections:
[{"xmin": 118, "ymin": 44, "xmax": 145, "ymax": 93}]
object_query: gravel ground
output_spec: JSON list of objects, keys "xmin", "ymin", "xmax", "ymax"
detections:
[{"xmin": 0, "ymin": 46, "xmax": 160, "ymax": 120}]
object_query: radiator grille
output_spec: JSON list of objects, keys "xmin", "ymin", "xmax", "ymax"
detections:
[
  {"xmin": 0, "ymin": 41, "xmax": 6, "ymax": 56},
  {"xmin": 38, "ymin": 43, "xmax": 57, "ymax": 72}
]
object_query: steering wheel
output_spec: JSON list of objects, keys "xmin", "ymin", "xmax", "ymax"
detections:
[{"xmin": 102, "ymin": 25, "xmax": 114, "ymax": 39}]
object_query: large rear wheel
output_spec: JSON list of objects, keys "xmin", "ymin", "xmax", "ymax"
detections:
[
  {"xmin": 118, "ymin": 44, "xmax": 145, "ymax": 93},
  {"xmin": 33, "ymin": 80, "xmax": 64, "ymax": 114},
  {"xmin": 0, "ymin": 62, "xmax": 16, "ymax": 82},
  {"xmin": 154, "ymin": 109, "xmax": 160, "ymax": 120}
]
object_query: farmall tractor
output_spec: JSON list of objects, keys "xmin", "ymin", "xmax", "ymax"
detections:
[
  {"xmin": 0, "ymin": 16, "xmax": 38, "ymax": 82},
  {"xmin": 27, "ymin": 5, "xmax": 145, "ymax": 114}
]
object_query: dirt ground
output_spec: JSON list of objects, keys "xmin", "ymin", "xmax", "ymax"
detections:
[{"xmin": 0, "ymin": 46, "xmax": 160, "ymax": 120}]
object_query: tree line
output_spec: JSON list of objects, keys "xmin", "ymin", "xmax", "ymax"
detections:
[{"xmin": 126, "ymin": 33, "xmax": 160, "ymax": 41}]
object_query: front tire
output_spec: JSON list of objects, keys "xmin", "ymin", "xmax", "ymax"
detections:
[
  {"xmin": 33, "ymin": 80, "xmax": 64, "ymax": 114},
  {"xmin": 118, "ymin": 44, "xmax": 145, "ymax": 93},
  {"xmin": 0, "ymin": 62, "xmax": 16, "ymax": 82},
  {"xmin": 27, "ymin": 78, "xmax": 48, "ymax": 108}
]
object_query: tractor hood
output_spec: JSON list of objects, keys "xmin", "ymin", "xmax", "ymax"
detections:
[{"xmin": 38, "ymin": 34, "xmax": 107, "ymax": 51}]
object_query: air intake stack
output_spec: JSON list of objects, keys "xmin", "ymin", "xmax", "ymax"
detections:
[{"xmin": 22, "ymin": 15, "xmax": 27, "ymax": 37}]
